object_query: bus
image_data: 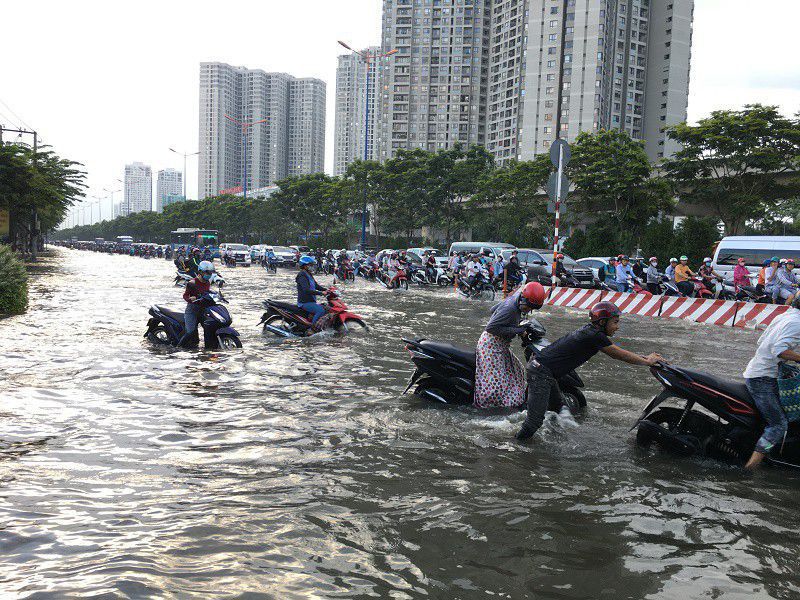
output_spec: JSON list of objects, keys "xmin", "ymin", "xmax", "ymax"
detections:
[
  {"xmin": 170, "ymin": 228, "xmax": 219, "ymax": 251},
  {"xmin": 116, "ymin": 235, "xmax": 133, "ymax": 247}
]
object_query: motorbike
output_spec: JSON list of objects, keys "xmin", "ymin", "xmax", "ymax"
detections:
[
  {"xmin": 144, "ymin": 289, "xmax": 241, "ymax": 349},
  {"xmin": 688, "ymin": 277, "xmax": 714, "ymax": 299},
  {"xmin": 259, "ymin": 287, "xmax": 367, "ymax": 337},
  {"xmin": 401, "ymin": 320, "xmax": 586, "ymax": 414},
  {"xmin": 357, "ymin": 263, "xmax": 379, "ymax": 280},
  {"xmin": 336, "ymin": 263, "xmax": 355, "ymax": 282},
  {"xmin": 736, "ymin": 283, "xmax": 772, "ymax": 304},
  {"xmin": 658, "ymin": 275, "xmax": 682, "ymax": 297},
  {"xmin": 408, "ymin": 264, "xmax": 430, "ymax": 286},
  {"xmin": 633, "ymin": 362, "xmax": 800, "ymax": 468},
  {"xmin": 457, "ymin": 272, "xmax": 496, "ymax": 301},
  {"xmin": 381, "ymin": 268, "xmax": 409, "ymax": 290}
]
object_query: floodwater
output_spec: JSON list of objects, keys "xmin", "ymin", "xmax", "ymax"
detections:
[{"xmin": 2, "ymin": 249, "xmax": 799, "ymax": 599}]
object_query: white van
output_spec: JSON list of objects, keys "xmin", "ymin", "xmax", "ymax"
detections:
[
  {"xmin": 448, "ymin": 241, "xmax": 516, "ymax": 258},
  {"xmin": 712, "ymin": 236, "xmax": 800, "ymax": 276}
]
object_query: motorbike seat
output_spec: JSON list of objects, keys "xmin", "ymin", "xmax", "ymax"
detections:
[
  {"xmin": 266, "ymin": 299, "xmax": 311, "ymax": 316},
  {"xmin": 419, "ymin": 340, "xmax": 476, "ymax": 367},
  {"xmin": 156, "ymin": 306, "xmax": 186, "ymax": 324},
  {"xmin": 676, "ymin": 367, "xmax": 753, "ymax": 404}
]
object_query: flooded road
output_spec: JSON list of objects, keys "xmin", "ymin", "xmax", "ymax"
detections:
[{"xmin": 2, "ymin": 249, "xmax": 800, "ymax": 599}]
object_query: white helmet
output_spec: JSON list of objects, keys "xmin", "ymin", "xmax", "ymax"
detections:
[
  {"xmin": 703, "ymin": 257, "xmax": 712, "ymax": 263},
  {"xmin": 198, "ymin": 260, "xmax": 215, "ymax": 274}
]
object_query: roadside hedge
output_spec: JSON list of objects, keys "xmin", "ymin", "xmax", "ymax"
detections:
[{"xmin": 0, "ymin": 245, "xmax": 28, "ymax": 315}]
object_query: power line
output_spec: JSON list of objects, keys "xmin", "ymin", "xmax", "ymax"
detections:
[{"xmin": 0, "ymin": 97, "xmax": 34, "ymax": 131}]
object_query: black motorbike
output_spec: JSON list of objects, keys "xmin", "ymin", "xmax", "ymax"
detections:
[
  {"xmin": 144, "ymin": 290, "xmax": 242, "ymax": 350},
  {"xmin": 401, "ymin": 321, "xmax": 586, "ymax": 414},
  {"xmin": 634, "ymin": 363, "xmax": 800, "ymax": 467}
]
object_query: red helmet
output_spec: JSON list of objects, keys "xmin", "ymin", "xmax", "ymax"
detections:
[
  {"xmin": 589, "ymin": 301, "xmax": 621, "ymax": 323},
  {"xmin": 521, "ymin": 282, "xmax": 547, "ymax": 308},
  {"xmin": 556, "ymin": 253, "xmax": 564, "ymax": 260}
]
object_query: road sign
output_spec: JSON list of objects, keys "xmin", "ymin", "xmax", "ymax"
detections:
[
  {"xmin": 549, "ymin": 138, "xmax": 571, "ymax": 168},
  {"xmin": 547, "ymin": 200, "xmax": 568, "ymax": 215},
  {"xmin": 546, "ymin": 171, "xmax": 569, "ymax": 201}
]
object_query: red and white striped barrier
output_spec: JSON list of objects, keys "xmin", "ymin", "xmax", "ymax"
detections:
[{"xmin": 541, "ymin": 287, "xmax": 791, "ymax": 330}]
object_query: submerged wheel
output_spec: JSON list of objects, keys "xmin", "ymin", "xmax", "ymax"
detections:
[
  {"xmin": 263, "ymin": 314, "xmax": 298, "ymax": 336},
  {"xmin": 340, "ymin": 318, "xmax": 367, "ymax": 333},
  {"xmin": 147, "ymin": 325, "xmax": 171, "ymax": 345},
  {"xmin": 217, "ymin": 334, "xmax": 243, "ymax": 349},
  {"xmin": 481, "ymin": 286, "xmax": 496, "ymax": 301},
  {"xmin": 399, "ymin": 279, "xmax": 409, "ymax": 290},
  {"xmin": 414, "ymin": 380, "xmax": 462, "ymax": 404},
  {"xmin": 561, "ymin": 391, "xmax": 584, "ymax": 415}
]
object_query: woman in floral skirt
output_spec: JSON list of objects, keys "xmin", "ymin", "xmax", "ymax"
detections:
[{"xmin": 474, "ymin": 282, "xmax": 547, "ymax": 408}]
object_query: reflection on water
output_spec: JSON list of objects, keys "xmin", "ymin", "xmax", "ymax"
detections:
[{"xmin": 1, "ymin": 249, "xmax": 799, "ymax": 599}]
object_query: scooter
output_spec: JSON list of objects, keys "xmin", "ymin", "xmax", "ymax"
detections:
[
  {"xmin": 174, "ymin": 271, "xmax": 193, "ymax": 287},
  {"xmin": 383, "ymin": 268, "xmax": 409, "ymax": 290},
  {"xmin": 401, "ymin": 320, "xmax": 586, "ymax": 414},
  {"xmin": 457, "ymin": 272, "xmax": 496, "ymax": 301},
  {"xmin": 259, "ymin": 287, "xmax": 367, "ymax": 337},
  {"xmin": 144, "ymin": 290, "xmax": 242, "ymax": 349},
  {"xmin": 634, "ymin": 362, "xmax": 800, "ymax": 468}
]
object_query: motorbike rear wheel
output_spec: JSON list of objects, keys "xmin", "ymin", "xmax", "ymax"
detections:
[
  {"xmin": 147, "ymin": 325, "xmax": 171, "ymax": 345},
  {"xmin": 398, "ymin": 279, "xmax": 409, "ymax": 290},
  {"xmin": 263, "ymin": 314, "xmax": 302, "ymax": 336},
  {"xmin": 414, "ymin": 379, "xmax": 462, "ymax": 404}
]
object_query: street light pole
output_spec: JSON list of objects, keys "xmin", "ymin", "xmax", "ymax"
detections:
[
  {"xmin": 338, "ymin": 41, "xmax": 397, "ymax": 249},
  {"xmin": 169, "ymin": 148, "xmax": 199, "ymax": 200},
  {"xmin": 223, "ymin": 116, "xmax": 267, "ymax": 200},
  {"xmin": 103, "ymin": 179, "xmax": 122, "ymax": 221}
]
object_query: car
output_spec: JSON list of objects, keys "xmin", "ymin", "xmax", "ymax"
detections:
[
  {"xmin": 219, "ymin": 243, "xmax": 252, "ymax": 266},
  {"xmin": 407, "ymin": 247, "xmax": 449, "ymax": 267},
  {"xmin": 270, "ymin": 245, "xmax": 298, "ymax": 267},
  {"xmin": 575, "ymin": 256, "xmax": 611, "ymax": 280},
  {"xmin": 502, "ymin": 249, "xmax": 595, "ymax": 288},
  {"xmin": 712, "ymin": 235, "xmax": 800, "ymax": 278},
  {"xmin": 449, "ymin": 241, "xmax": 516, "ymax": 259},
  {"xmin": 291, "ymin": 245, "xmax": 312, "ymax": 254}
]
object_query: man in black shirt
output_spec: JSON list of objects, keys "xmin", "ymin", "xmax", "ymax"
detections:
[{"xmin": 516, "ymin": 301, "xmax": 665, "ymax": 441}]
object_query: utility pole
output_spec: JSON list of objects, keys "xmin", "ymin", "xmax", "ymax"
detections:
[{"xmin": 0, "ymin": 125, "xmax": 39, "ymax": 258}]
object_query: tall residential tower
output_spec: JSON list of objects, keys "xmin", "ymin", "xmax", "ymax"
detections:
[
  {"xmin": 333, "ymin": 48, "xmax": 381, "ymax": 176},
  {"xmin": 198, "ymin": 63, "xmax": 326, "ymax": 199},
  {"xmin": 122, "ymin": 162, "xmax": 152, "ymax": 216},
  {"xmin": 377, "ymin": 0, "xmax": 492, "ymax": 160},
  {"xmin": 378, "ymin": 0, "xmax": 693, "ymax": 164},
  {"xmin": 156, "ymin": 168, "xmax": 183, "ymax": 213}
]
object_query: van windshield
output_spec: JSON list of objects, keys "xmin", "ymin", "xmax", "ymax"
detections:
[
  {"xmin": 273, "ymin": 246, "xmax": 293, "ymax": 253},
  {"xmin": 227, "ymin": 244, "xmax": 248, "ymax": 251},
  {"xmin": 717, "ymin": 248, "xmax": 797, "ymax": 267}
]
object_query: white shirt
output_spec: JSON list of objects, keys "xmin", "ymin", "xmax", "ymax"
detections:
[{"xmin": 743, "ymin": 310, "xmax": 800, "ymax": 379}]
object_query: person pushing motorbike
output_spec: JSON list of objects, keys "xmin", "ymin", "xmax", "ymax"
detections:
[
  {"xmin": 176, "ymin": 260, "xmax": 216, "ymax": 347},
  {"xmin": 516, "ymin": 302, "xmax": 665, "ymax": 441},
  {"xmin": 296, "ymin": 255, "xmax": 328, "ymax": 328},
  {"xmin": 474, "ymin": 282, "xmax": 548, "ymax": 408}
]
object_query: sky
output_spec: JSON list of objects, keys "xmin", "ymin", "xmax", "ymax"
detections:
[{"xmin": 1, "ymin": 0, "xmax": 799, "ymax": 225}]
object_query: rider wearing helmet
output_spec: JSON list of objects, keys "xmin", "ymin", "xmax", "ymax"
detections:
[
  {"xmin": 177, "ymin": 260, "xmax": 216, "ymax": 347},
  {"xmin": 698, "ymin": 257, "xmax": 722, "ymax": 293},
  {"xmin": 615, "ymin": 255, "xmax": 635, "ymax": 293},
  {"xmin": 645, "ymin": 257, "xmax": 660, "ymax": 295},
  {"xmin": 475, "ymin": 282, "xmax": 548, "ymax": 409},
  {"xmin": 188, "ymin": 247, "xmax": 203, "ymax": 275},
  {"xmin": 665, "ymin": 258, "xmax": 678, "ymax": 284},
  {"xmin": 599, "ymin": 257, "xmax": 618, "ymax": 289},
  {"xmin": 516, "ymin": 301, "xmax": 665, "ymax": 441},
  {"xmin": 675, "ymin": 255, "xmax": 696, "ymax": 296},
  {"xmin": 296, "ymin": 256, "xmax": 328, "ymax": 326},
  {"xmin": 554, "ymin": 253, "xmax": 568, "ymax": 285}
]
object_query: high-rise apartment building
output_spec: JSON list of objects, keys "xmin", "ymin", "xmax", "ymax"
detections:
[
  {"xmin": 487, "ymin": 0, "xmax": 693, "ymax": 164},
  {"xmin": 122, "ymin": 162, "xmax": 152, "ymax": 216},
  {"xmin": 333, "ymin": 48, "xmax": 382, "ymax": 176},
  {"xmin": 378, "ymin": 0, "xmax": 692, "ymax": 164},
  {"xmin": 156, "ymin": 168, "xmax": 183, "ymax": 213},
  {"xmin": 198, "ymin": 63, "xmax": 325, "ymax": 199},
  {"xmin": 288, "ymin": 78, "xmax": 326, "ymax": 176},
  {"xmin": 377, "ymin": 0, "xmax": 491, "ymax": 160}
]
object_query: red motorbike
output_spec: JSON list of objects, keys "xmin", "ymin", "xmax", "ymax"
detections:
[
  {"xmin": 385, "ymin": 268, "xmax": 409, "ymax": 290},
  {"xmin": 689, "ymin": 277, "xmax": 715, "ymax": 299},
  {"xmin": 259, "ymin": 288, "xmax": 367, "ymax": 337}
]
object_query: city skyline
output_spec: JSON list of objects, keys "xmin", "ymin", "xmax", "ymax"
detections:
[{"xmin": 2, "ymin": 0, "xmax": 799, "ymax": 221}]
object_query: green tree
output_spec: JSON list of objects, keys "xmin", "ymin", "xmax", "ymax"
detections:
[
  {"xmin": 663, "ymin": 104, "xmax": 800, "ymax": 235},
  {"xmin": 568, "ymin": 129, "xmax": 672, "ymax": 251},
  {"xmin": 425, "ymin": 144, "xmax": 495, "ymax": 246},
  {"xmin": 471, "ymin": 156, "xmax": 551, "ymax": 247}
]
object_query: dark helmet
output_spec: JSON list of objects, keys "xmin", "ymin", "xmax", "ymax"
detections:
[{"xmin": 589, "ymin": 301, "xmax": 621, "ymax": 324}]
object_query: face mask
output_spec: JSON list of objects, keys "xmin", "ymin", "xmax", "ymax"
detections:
[{"xmin": 201, "ymin": 273, "xmax": 212, "ymax": 281}]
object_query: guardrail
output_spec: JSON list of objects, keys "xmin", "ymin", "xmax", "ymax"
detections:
[{"xmin": 543, "ymin": 287, "xmax": 789, "ymax": 330}]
